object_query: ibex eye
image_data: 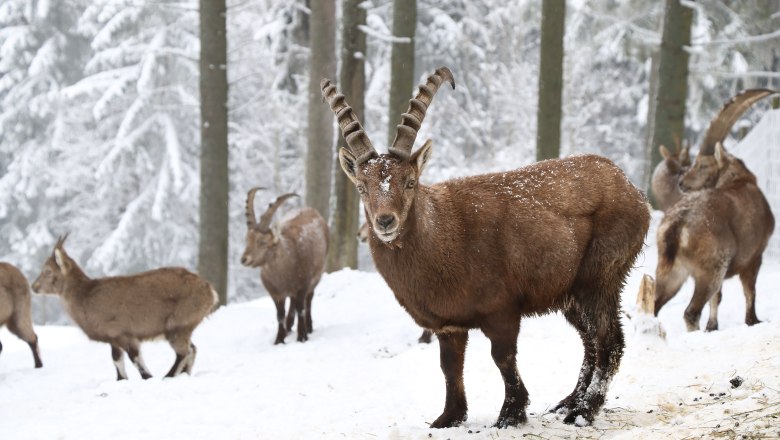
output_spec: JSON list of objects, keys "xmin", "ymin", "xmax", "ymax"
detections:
[
  {"xmin": 406, "ymin": 179, "xmax": 415, "ymax": 189},
  {"xmin": 357, "ymin": 185, "xmax": 367, "ymax": 194}
]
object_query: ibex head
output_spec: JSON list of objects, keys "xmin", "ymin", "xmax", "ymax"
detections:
[
  {"xmin": 32, "ymin": 235, "xmax": 72, "ymax": 295},
  {"xmin": 241, "ymin": 188, "xmax": 299, "ymax": 267},
  {"xmin": 322, "ymin": 67, "xmax": 455, "ymax": 244},
  {"xmin": 679, "ymin": 142, "xmax": 756, "ymax": 191},
  {"xmin": 659, "ymin": 140, "xmax": 690, "ymax": 174}
]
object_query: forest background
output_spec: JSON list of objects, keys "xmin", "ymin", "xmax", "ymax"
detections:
[{"xmin": 1, "ymin": 0, "xmax": 778, "ymax": 323}]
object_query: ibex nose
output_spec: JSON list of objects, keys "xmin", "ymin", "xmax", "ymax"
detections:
[
  {"xmin": 240, "ymin": 255, "xmax": 249, "ymax": 265},
  {"xmin": 376, "ymin": 215, "xmax": 396, "ymax": 230}
]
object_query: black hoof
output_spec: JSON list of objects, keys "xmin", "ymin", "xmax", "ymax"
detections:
[
  {"xmin": 430, "ymin": 411, "xmax": 467, "ymax": 429},
  {"xmin": 563, "ymin": 408, "xmax": 593, "ymax": 426},
  {"xmin": 493, "ymin": 412, "xmax": 527, "ymax": 428}
]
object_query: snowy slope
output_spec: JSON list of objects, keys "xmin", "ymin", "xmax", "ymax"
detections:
[{"xmin": 1, "ymin": 214, "xmax": 779, "ymax": 440}]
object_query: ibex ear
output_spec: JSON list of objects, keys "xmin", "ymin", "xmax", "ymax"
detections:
[
  {"xmin": 54, "ymin": 249, "xmax": 70, "ymax": 275},
  {"xmin": 714, "ymin": 142, "xmax": 727, "ymax": 169},
  {"xmin": 412, "ymin": 139, "xmax": 433, "ymax": 176},
  {"xmin": 659, "ymin": 145, "xmax": 672, "ymax": 160},
  {"xmin": 338, "ymin": 147, "xmax": 359, "ymax": 184}
]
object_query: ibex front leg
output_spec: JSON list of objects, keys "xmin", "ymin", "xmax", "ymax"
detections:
[
  {"xmin": 273, "ymin": 297, "xmax": 287, "ymax": 344},
  {"xmin": 483, "ymin": 317, "xmax": 528, "ymax": 428},
  {"xmin": 430, "ymin": 330, "xmax": 468, "ymax": 428}
]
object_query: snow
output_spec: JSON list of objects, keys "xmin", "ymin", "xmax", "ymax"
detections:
[{"xmin": 2, "ymin": 215, "xmax": 780, "ymax": 439}]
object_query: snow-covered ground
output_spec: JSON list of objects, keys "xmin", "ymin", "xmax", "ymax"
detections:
[{"xmin": 2, "ymin": 213, "xmax": 779, "ymax": 439}]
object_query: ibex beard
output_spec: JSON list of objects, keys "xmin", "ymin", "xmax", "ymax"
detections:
[{"xmin": 323, "ymin": 67, "xmax": 650, "ymax": 428}]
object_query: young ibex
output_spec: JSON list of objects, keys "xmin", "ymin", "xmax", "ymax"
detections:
[
  {"xmin": 654, "ymin": 142, "xmax": 774, "ymax": 331},
  {"xmin": 241, "ymin": 188, "xmax": 328, "ymax": 344},
  {"xmin": 651, "ymin": 142, "xmax": 690, "ymax": 212},
  {"xmin": 323, "ymin": 67, "xmax": 650, "ymax": 428},
  {"xmin": 0, "ymin": 263, "xmax": 43, "ymax": 368},
  {"xmin": 31, "ymin": 236, "xmax": 217, "ymax": 380}
]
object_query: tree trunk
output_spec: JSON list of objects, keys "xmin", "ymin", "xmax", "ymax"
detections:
[
  {"xmin": 306, "ymin": 0, "xmax": 337, "ymax": 220},
  {"xmin": 387, "ymin": 0, "xmax": 417, "ymax": 146},
  {"xmin": 648, "ymin": 0, "xmax": 693, "ymax": 208},
  {"xmin": 328, "ymin": 0, "xmax": 366, "ymax": 271},
  {"xmin": 641, "ymin": 50, "xmax": 661, "ymax": 192},
  {"xmin": 198, "ymin": 0, "xmax": 229, "ymax": 306},
  {"xmin": 536, "ymin": 0, "xmax": 566, "ymax": 162}
]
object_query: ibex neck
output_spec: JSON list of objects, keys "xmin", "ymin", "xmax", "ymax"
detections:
[{"xmin": 62, "ymin": 262, "xmax": 94, "ymax": 297}]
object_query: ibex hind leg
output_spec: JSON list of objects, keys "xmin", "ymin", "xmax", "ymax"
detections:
[
  {"xmin": 563, "ymin": 310, "xmax": 624, "ymax": 426},
  {"xmin": 7, "ymin": 317, "xmax": 43, "ymax": 368},
  {"xmin": 551, "ymin": 305, "xmax": 597, "ymax": 416},
  {"xmin": 305, "ymin": 288, "xmax": 314, "ymax": 334},
  {"xmin": 740, "ymin": 256, "xmax": 763, "ymax": 327},
  {"xmin": 165, "ymin": 327, "xmax": 195, "ymax": 377}
]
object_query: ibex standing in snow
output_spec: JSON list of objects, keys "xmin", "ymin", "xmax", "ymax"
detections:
[
  {"xmin": 323, "ymin": 67, "xmax": 649, "ymax": 428},
  {"xmin": 654, "ymin": 142, "xmax": 774, "ymax": 331},
  {"xmin": 241, "ymin": 189, "xmax": 328, "ymax": 344},
  {"xmin": 32, "ymin": 236, "xmax": 217, "ymax": 380},
  {"xmin": 0, "ymin": 263, "xmax": 43, "ymax": 368}
]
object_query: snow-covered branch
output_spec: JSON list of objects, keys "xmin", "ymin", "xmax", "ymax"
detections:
[{"xmin": 358, "ymin": 24, "xmax": 412, "ymax": 44}]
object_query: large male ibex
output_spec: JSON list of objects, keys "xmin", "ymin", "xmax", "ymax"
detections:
[
  {"xmin": 654, "ymin": 142, "xmax": 774, "ymax": 331},
  {"xmin": 651, "ymin": 88, "xmax": 777, "ymax": 212},
  {"xmin": 322, "ymin": 67, "xmax": 650, "ymax": 428},
  {"xmin": 32, "ymin": 236, "xmax": 217, "ymax": 380},
  {"xmin": 241, "ymin": 189, "xmax": 328, "ymax": 344},
  {"xmin": 0, "ymin": 262, "xmax": 43, "ymax": 368}
]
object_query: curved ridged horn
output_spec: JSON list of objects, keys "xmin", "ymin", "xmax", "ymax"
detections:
[
  {"xmin": 245, "ymin": 187, "xmax": 266, "ymax": 229},
  {"xmin": 257, "ymin": 193, "xmax": 299, "ymax": 232},
  {"xmin": 389, "ymin": 67, "xmax": 455, "ymax": 160},
  {"xmin": 321, "ymin": 79, "xmax": 377, "ymax": 164},
  {"xmin": 699, "ymin": 88, "xmax": 778, "ymax": 155}
]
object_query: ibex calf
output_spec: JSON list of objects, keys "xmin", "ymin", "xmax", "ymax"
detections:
[
  {"xmin": 241, "ymin": 189, "xmax": 328, "ymax": 344},
  {"xmin": 0, "ymin": 263, "xmax": 43, "ymax": 368},
  {"xmin": 323, "ymin": 67, "xmax": 649, "ymax": 428},
  {"xmin": 654, "ymin": 142, "xmax": 774, "ymax": 331},
  {"xmin": 32, "ymin": 236, "xmax": 217, "ymax": 380}
]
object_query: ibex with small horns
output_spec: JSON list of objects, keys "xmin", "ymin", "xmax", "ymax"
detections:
[
  {"xmin": 241, "ymin": 188, "xmax": 328, "ymax": 344},
  {"xmin": 0, "ymin": 262, "xmax": 43, "ymax": 368},
  {"xmin": 323, "ymin": 67, "xmax": 649, "ymax": 428},
  {"xmin": 32, "ymin": 236, "xmax": 217, "ymax": 380}
]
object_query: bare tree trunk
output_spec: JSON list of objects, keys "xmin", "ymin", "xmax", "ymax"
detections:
[
  {"xmin": 648, "ymin": 0, "xmax": 693, "ymax": 208},
  {"xmin": 306, "ymin": 0, "xmax": 336, "ymax": 220},
  {"xmin": 641, "ymin": 50, "xmax": 660, "ymax": 192},
  {"xmin": 536, "ymin": 0, "xmax": 566, "ymax": 162},
  {"xmin": 198, "ymin": 0, "xmax": 229, "ymax": 306},
  {"xmin": 387, "ymin": 0, "xmax": 417, "ymax": 146},
  {"xmin": 328, "ymin": 0, "xmax": 366, "ymax": 271}
]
